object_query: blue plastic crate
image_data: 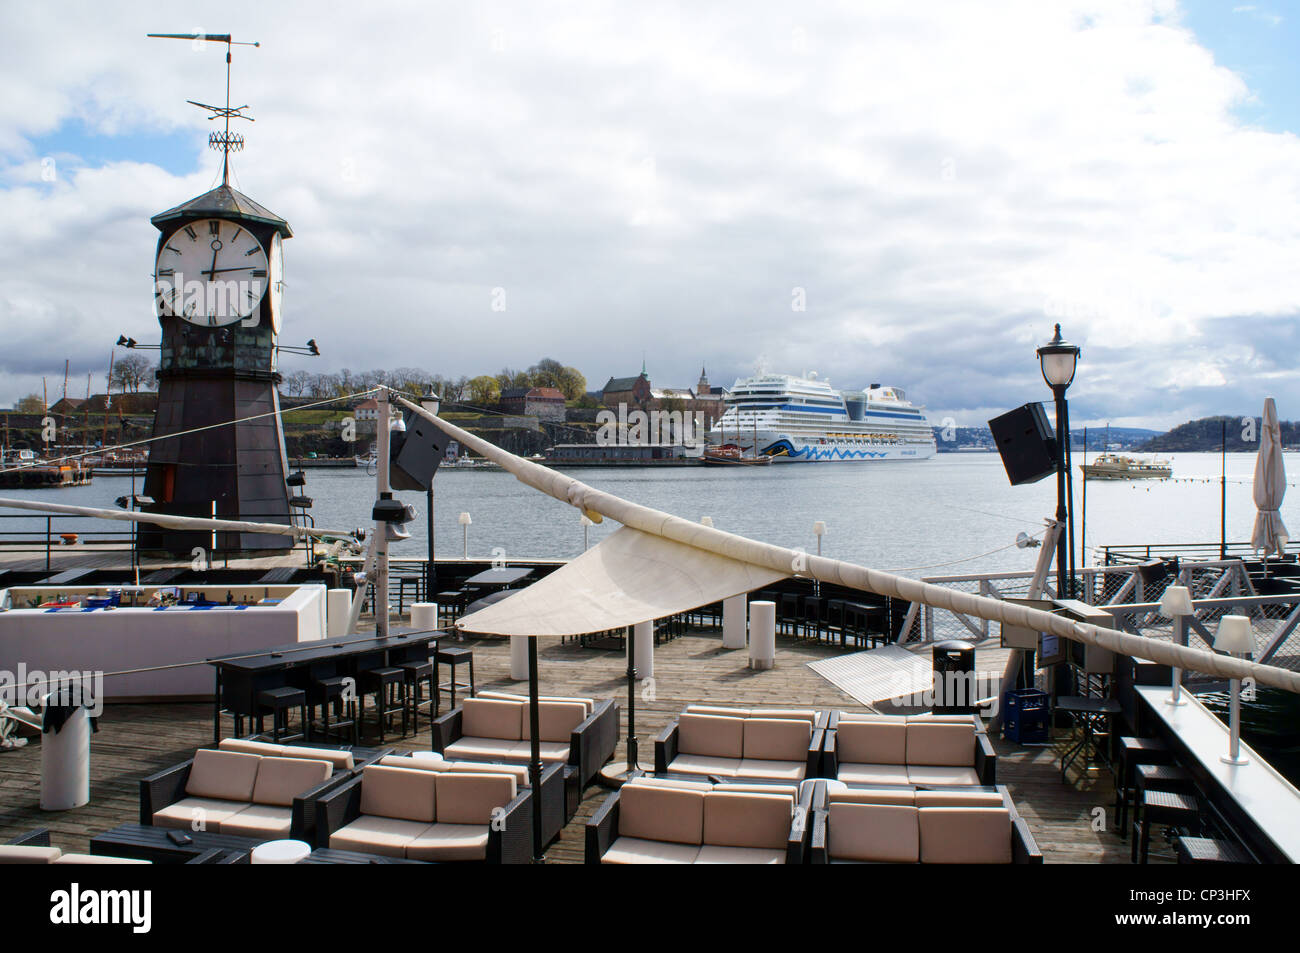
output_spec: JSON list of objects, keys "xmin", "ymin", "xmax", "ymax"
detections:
[{"xmin": 1003, "ymin": 688, "xmax": 1050, "ymax": 744}]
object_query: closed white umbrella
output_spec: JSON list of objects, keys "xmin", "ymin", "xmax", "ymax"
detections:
[{"xmin": 1251, "ymin": 397, "xmax": 1289, "ymax": 560}]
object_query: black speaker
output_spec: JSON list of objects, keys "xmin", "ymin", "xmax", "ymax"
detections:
[
  {"xmin": 389, "ymin": 410, "xmax": 452, "ymax": 491},
  {"xmin": 988, "ymin": 403, "xmax": 1057, "ymax": 486}
]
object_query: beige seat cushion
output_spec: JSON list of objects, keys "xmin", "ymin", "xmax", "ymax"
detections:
[
  {"xmin": 830, "ymin": 787, "xmax": 916, "ymax": 807},
  {"xmin": 828, "ymin": 802, "xmax": 919, "ymax": 863},
  {"xmin": 905, "ymin": 722, "xmax": 975, "ymax": 767},
  {"xmin": 915, "ymin": 790, "xmax": 1005, "ymax": 808},
  {"xmin": 685, "ymin": 705, "xmax": 751, "ymax": 719},
  {"xmin": 634, "ymin": 776, "xmax": 715, "ymax": 792},
  {"xmin": 736, "ymin": 759, "xmax": 805, "ymax": 782},
  {"xmin": 218, "ymin": 803, "xmax": 294, "ymax": 839},
  {"xmin": 666, "ymin": 754, "xmax": 742, "ymax": 778},
  {"xmin": 718, "ymin": 783, "xmax": 799, "ymax": 801},
  {"xmin": 702, "ymin": 791, "xmax": 792, "ymax": 850},
  {"xmin": 836, "ymin": 720, "xmax": 907, "ymax": 765},
  {"xmin": 478, "ymin": 691, "xmax": 595, "ymax": 716},
  {"xmin": 0, "ymin": 845, "xmax": 62, "ymax": 863},
  {"xmin": 908, "ymin": 713, "xmax": 980, "ymax": 726},
  {"xmin": 836, "ymin": 710, "xmax": 903, "ymax": 721},
  {"xmin": 695, "ymin": 845, "xmax": 786, "ymax": 864},
  {"xmin": 278, "ymin": 745, "xmax": 354, "ymax": 771},
  {"xmin": 919, "ymin": 807, "xmax": 1012, "ymax": 863},
  {"xmin": 522, "ymin": 701, "xmax": 588, "ymax": 744},
  {"xmin": 837, "ymin": 763, "xmax": 911, "ymax": 785},
  {"xmin": 743, "ymin": 718, "xmax": 812, "ymax": 762},
  {"xmin": 406, "ymin": 823, "xmax": 490, "ymax": 861},
  {"xmin": 53, "ymin": 854, "xmax": 152, "ymax": 865},
  {"xmin": 435, "ymin": 772, "xmax": 517, "ymax": 825},
  {"xmin": 185, "ymin": 749, "xmax": 261, "ymax": 802},
  {"xmin": 443, "ymin": 738, "xmax": 527, "ymax": 761},
  {"xmin": 359, "ymin": 765, "xmax": 437, "ymax": 823},
  {"xmin": 750, "ymin": 708, "xmax": 818, "ymax": 725},
  {"xmin": 677, "ymin": 714, "xmax": 745, "ymax": 759},
  {"xmin": 329, "ymin": 815, "xmax": 431, "ymax": 858},
  {"xmin": 906, "ymin": 766, "xmax": 981, "ymax": 786},
  {"xmin": 618, "ymin": 782, "xmax": 706, "ymax": 845},
  {"xmin": 152, "ymin": 797, "xmax": 250, "ymax": 831},
  {"xmin": 218, "ymin": 738, "xmax": 285, "ymax": 757},
  {"xmin": 460, "ymin": 698, "xmax": 524, "ymax": 740},
  {"xmin": 379, "ymin": 754, "xmax": 434, "ymax": 770},
  {"xmin": 252, "ymin": 756, "xmax": 332, "ymax": 806},
  {"xmin": 444, "ymin": 760, "xmax": 531, "ymax": 787},
  {"xmin": 602, "ymin": 836, "xmax": 700, "ymax": 864}
]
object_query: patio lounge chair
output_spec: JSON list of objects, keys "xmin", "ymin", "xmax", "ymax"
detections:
[
  {"xmin": 809, "ymin": 782, "xmax": 1041, "ymax": 863},
  {"xmin": 375, "ymin": 750, "xmax": 568, "ymax": 845},
  {"xmin": 315, "ymin": 764, "xmax": 533, "ymax": 863},
  {"xmin": 822, "ymin": 713, "xmax": 996, "ymax": 786},
  {"xmin": 432, "ymin": 693, "xmax": 619, "ymax": 814},
  {"xmin": 653, "ymin": 707, "xmax": 829, "ymax": 782},
  {"xmin": 2, "ymin": 829, "xmax": 151, "ymax": 864},
  {"xmin": 585, "ymin": 776, "xmax": 815, "ymax": 864},
  {"xmin": 141, "ymin": 747, "xmax": 346, "ymax": 842}
]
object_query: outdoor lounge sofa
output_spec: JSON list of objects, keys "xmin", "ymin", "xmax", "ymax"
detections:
[
  {"xmin": 1, "ymin": 829, "xmax": 152, "ymax": 865},
  {"xmin": 653, "ymin": 706, "xmax": 829, "ymax": 782},
  {"xmin": 808, "ymin": 781, "xmax": 1041, "ymax": 863},
  {"xmin": 315, "ymin": 763, "xmax": 533, "ymax": 863},
  {"xmin": 822, "ymin": 712, "xmax": 996, "ymax": 786},
  {"xmin": 585, "ymin": 776, "xmax": 815, "ymax": 864},
  {"xmin": 375, "ymin": 750, "xmax": 567, "ymax": 845},
  {"xmin": 139, "ymin": 744, "xmax": 366, "ymax": 842},
  {"xmin": 432, "ymin": 692, "xmax": 619, "ymax": 813}
]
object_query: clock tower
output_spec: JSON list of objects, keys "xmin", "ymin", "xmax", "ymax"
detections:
[{"xmin": 138, "ymin": 34, "xmax": 296, "ymax": 555}]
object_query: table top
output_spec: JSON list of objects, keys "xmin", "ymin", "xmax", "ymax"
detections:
[
  {"xmin": 208, "ymin": 631, "xmax": 441, "ymax": 673},
  {"xmin": 463, "ymin": 566, "xmax": 535, "ymax": 586},
  {"xmin": 1056, "ymin": 695, "xmax": 1121, "ymax": 715}
]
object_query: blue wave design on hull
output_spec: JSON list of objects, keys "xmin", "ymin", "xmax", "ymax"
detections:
[{"xmin": 763, "ymin": 439, "xmax": 897, "ymax": 461}]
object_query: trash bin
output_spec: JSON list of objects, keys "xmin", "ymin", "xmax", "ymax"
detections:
[
  {"xmin": 40, "ymin": 688, "xmax": 91, "ymax": 811},
  {"xmin": 931, "ymin": 639, "xmax": 976, "ymax": 714}
]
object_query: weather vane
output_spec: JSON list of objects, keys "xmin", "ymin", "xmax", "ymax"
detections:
[{"xmin": 147, "ymin": 33, "xmax": 261, "ymax": 185}]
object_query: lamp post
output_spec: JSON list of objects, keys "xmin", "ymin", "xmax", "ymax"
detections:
[
  {"xmin": 1159, "ymin": 585, "xmax": 1193, "ymax": 706},
  {"xmin": 421, "ymin": 386, "xmax": 440, "ymax": 604},
  {"xmin": 813, "ymin": 520, "xmax": 826, "ymax": 557},
  {"xmin": 581, "ymin": 513, "xmax": 593, "ymax": 551},
  {"xmin": 1037, "ymin": 324, "xmax": 1081, "ymax": 599},
  {"xmin": 700, "ymin": 516, "xmax": 713, "ymax": 528},
  {"xmin": 1215, "ymin": 615, "xmax": 1254, "ymax": 765},
  {"xmin": 458, "ymin": 511, "xmax": 472, "ymax": 559}
]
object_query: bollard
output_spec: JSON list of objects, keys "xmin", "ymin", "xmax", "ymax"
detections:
[{"xmin": 749, "ymin": 601, "xmax": 776, "ymax": 670}]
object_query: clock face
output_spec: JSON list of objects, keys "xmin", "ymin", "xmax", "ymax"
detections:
[
  {"xmin": 154, "ymin": 218, "xmax": 268, "ymax": 326},
  {"xmin": 268, "ymin": 232, "xmax": 284, "ymax": 334}
]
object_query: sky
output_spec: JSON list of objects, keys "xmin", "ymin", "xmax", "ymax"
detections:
[{"xmin": 2, "ymin": 1, "xmax": 1300, "ymax": 430}]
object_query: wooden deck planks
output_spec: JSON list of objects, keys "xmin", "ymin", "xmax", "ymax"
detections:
[{"xmin": 0, "ymin": 627, "xmax": 1171, "ymax": 863}]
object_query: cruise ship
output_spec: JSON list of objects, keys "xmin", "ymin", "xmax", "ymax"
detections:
[{"xmin": 708, "ymin": 373, "xmax": 936, "ymax": 462}]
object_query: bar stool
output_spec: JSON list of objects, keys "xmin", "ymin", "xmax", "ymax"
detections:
[
  {"xmin": 359, "ymin": 666, "xmax": 407, "ymax": 744},
  {"xmin": 1114, "ymin": 736, "xmax": 1172, "ymax": 838},
  {"xmin": 399, "ymin": 657, "xmax": 436, "ymax": 730},
  {"xmin": 434, "ymin": 646, "xmax": 475, "ymax": 714},
  {"xmin": 1135, "ymin": 790, "xmax": 1200, "ymax": 864},
  {"xmin": 308, "ymin": 674, "xmax": 357, "ymax": 745},
  {"xmin": 256, "ymin": 686, "xmax": 307, "ymax": 743},
  {"xmin": 436, "ymin": 591, "xmax": 465, "ymax": 625},
  {"xmin": 779, "ymin": 593, "xmax": 802, "ymax": 636},
  {"xmin": 802, "ymin": 596, "xmax": 827, "ymax": 642},
  {"xmin": 1176, "ymin": 836, "xmax": 1252, "ymax": 864},
  {"xmin": 1131, "ymin": 764, "xmax": 1196, "ymax": 864},
  {"xmin": 396, "ymin": 575, "xmax": 423, "ymax": 616}
]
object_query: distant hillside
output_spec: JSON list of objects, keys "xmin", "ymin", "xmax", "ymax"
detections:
[
  {"xmin": 1139, "ymin": 415, "xmax": 1296, "ymax": 452},
  {"xmin": 935, "ymin": 423, "xmax": 1157, "ymax": 452}
]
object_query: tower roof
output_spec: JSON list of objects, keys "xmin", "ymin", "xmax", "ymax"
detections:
[{"xmin": 151, "ymin": 184, "xmax": 292, "ymax": 238}]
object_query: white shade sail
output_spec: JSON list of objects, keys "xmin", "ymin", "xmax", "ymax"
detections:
[
  {"xmin": 458, "ymin": 525, "xmax": 789, "ymax": 636},
  {"xmin": 1251, "ymin": 397, "xmax": 1289, "ymax": 558}
]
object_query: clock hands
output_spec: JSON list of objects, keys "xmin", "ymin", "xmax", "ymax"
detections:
[{"xmin": 201, "ymin": 265, "xmax": 263, "ymax": 276}]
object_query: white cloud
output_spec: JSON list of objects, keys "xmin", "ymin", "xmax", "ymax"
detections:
[{"xmin": 0, "ymin": 0, "xmax": 1298, "ymax": 431}]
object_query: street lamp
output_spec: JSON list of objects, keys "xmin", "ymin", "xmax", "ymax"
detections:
[
  {"xmin": 581, "ymin": 513, "xmax": 593, "ymax": 551},
  {"xmin": 421, "ymin": 386, "xmax": 441, "ymax": 602},
  {"xmin": 1037, "ymin": 323, "xmax": 1081, "ymax": 599},
  {"xmin": 813, "ymin": 520, "xmax": 827, "ymax": 557},
  {"xmin": 1215, "ymin": 615, "xmax": 1254, "ymax": 765},
  {"xmin": 458, "ymin": 511, "xmax": 472, "ymax": 559}
]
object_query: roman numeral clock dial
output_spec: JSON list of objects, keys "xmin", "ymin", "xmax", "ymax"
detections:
[{"xmin": 154, "ymin": 218, "xmax": 268, "ymax": 325}]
